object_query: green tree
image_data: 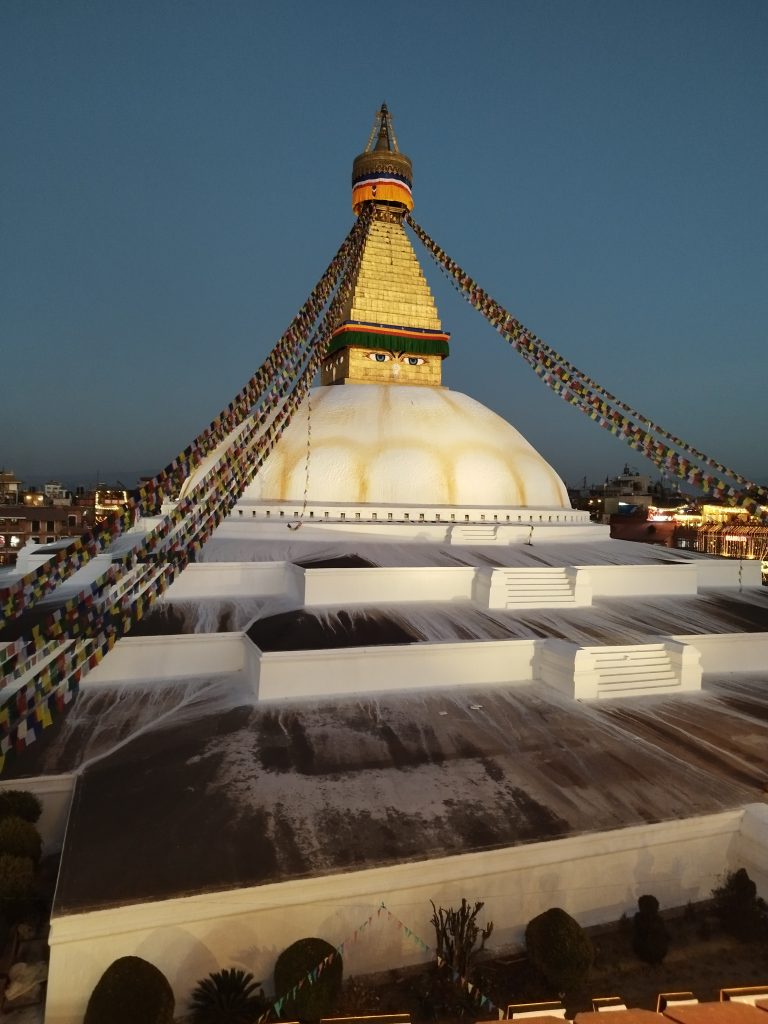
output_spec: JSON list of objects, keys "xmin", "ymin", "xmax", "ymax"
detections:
[
  {"xmin": 0, "ymin": 790, "xmax": 42, "ymax": 824},
  {"xmin": 712, "ymin": 868, "xmax": 768, "ymax": 942},
  {"xmin": 525, "ymin": 908, "xmax": 593, "ymax": 993},
  {"xmin": 274, "ymin": 938, "xmax": 342, "ymax": 1023},
  {"xmin": 632, "ymin": 894, "xmax": 669, "ymax": 964},
  {"xmin": 0, "ymin": 816, "xmax": 42, "ymax": 864},
  {"xmin": 0, "ymin": 853, "xmax": 35, "ymax": 900},
  {"xmin": 189, "ymin": 967, "xmax": 268, "ymax": 1024},
  {"xmin": 84, "ymin": 956, "xmax": 174, "ymax": 1024}
]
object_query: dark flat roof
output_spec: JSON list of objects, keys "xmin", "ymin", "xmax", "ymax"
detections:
[{"xmin": 51, "ymin": 673, "xmax": 768, "ymax": 915}]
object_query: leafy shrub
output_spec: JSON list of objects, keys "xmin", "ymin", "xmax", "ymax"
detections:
[
  {"xmin": 525, "ymin": 907, "xmax": 593, "ymax": 993},
  {"xmin": 274, "ymin": 937, "xmax": 342, "ymax": 1022},
  {"xmin": 84, "ymin": 956, "xmax": 174, "ymax": 1024},
  {"xmin": 712, "ymin": 867, "xmax": 768, "ymax": 942},
  {"xmin": 189, "ymin": 967, "xmax": 268, "ymax": 1024},
  {"xmin": 632, "ymin": 894, "xmax": 669, "ymax": 964},
  {"xmin": 0, "ymin": 853, "xmax": 35, "ymax": 899},
  {"xmin": 0, "ymin": 790, "xmax": 42, "ymax": 824},
  {"xmin": 0, "ymin": 816, "xmax": 42, "ymax": 864}
]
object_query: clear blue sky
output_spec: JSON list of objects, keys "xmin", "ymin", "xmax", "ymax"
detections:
[{"xmin": 2, "ymin": 0, "xmax": 766, "ymax": 491}]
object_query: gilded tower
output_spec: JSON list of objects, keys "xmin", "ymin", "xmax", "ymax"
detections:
[{"xmin": 320, "ymin": 104, "xmax": 450, "ymax": 388}]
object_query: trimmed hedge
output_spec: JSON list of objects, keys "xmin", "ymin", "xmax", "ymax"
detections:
[
  {"xmin": 0, "ymin": 853, "xmax": 35, "ymax": 899},
  {"xmin": 632, "ymin": 894, "xmax": 669, "ymax": 964},
  {"xmin": 274, "ymin": 938, "xmax": 342, "ymax": 1022},
  {"xmin": 525, "ymin": 907, "xmax": 593, "ymax": 993},
  {"xmin": 84, "ymin": 956, "xmax": 174, "ymax": 1024},
  {"xmin": 0, "ymin": 816, "xmax": 42, "ymax": 864},
  {"xmin": 0, "ymin": 790, "xmax": 42, "ymax": 824}
]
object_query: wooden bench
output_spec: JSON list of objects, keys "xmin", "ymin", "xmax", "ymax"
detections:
[
  {"xmin": 721, "ymin": 990, "xmax": 768, "ymax": 1007},
  {"xmin": 321, "ymin": 1014, "xmax": 411, "ymax": 1024},
  {"xmin": 593, "ymin": 997, "xmax": 629, "ymax": 1012},
  {"xmin": 657, "ymin": 993, "xmax": 698, "ymax": 1013},
  {"xmin": 507, "ymin": 1001, "xmax": 567, "ymax": 1020}
]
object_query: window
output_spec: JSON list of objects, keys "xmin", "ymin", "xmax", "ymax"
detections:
[
  {"xmin": 47, "ymin": 520, "xmax": 55, "ymax": 531},
  {"xmin": 68, "ymin": 514, "xmax": 77, "ymax": 527}
]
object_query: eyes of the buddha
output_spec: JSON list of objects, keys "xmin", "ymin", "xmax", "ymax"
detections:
[{"xmin": 366, "ymin": 352, "xmax": 425, "ymax": 365}]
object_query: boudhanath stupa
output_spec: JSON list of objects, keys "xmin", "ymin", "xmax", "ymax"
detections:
[{"xmin": 2, "ymin": 106, "xmax": 768, "ymax": 1024}]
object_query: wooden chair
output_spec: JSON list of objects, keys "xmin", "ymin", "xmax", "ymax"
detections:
[
  {"xmin": 720, "ymin": 988, "xmax": 768, "ymax": 1006},
  {"xmin": 592, "ymin": 997, "xmax": 628, "ymax": 1012},
  {"xmin": 657, "ymin": 993, "xmax": 698, "ymax": 1013},
  {"xmin": 507, "ymin": 1001, "xmax": 567, "ymax": 1020},
  {"xmin": 321, "ymin": 1014, "xmax": 411, "ymax": 1024}
]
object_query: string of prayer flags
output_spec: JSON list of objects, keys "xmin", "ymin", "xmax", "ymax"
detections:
[{"xmin": 406, "ymin": 213, "xmax": 768, "ymax": 522}]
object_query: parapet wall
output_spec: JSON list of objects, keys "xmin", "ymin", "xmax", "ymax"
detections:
[{"xmin": 45, "ymin": 805, "xmax": 768, "ymax": 1024}]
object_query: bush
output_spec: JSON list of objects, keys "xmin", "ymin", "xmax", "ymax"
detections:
[
  {"xmin": 274, "ymin": 937, "xmax": 342, "ymax": 1023},
  {"xmin": 0, "ymin": 853, "xmax": 35, "ymax": 900},
  {"xmin": 0, "ymin": 816, "xmax": 42, "ymax": 864},
  {"xmin": 712, "ymin": 867, "xmax": 768, "ymax": 942},
  {"xmin": 430, "ymin": 898, "xmax": 493, "ymax": 977},
  {"xmin": 525, "ymin": 907, "xmax": 593, "ymax": 993},
  {"xmin": 84, "ymin": 956, "xmax": 174, "ymax": 1024},
  {"xmin": 189, "ymin": 967, "xmax": 268, "ymax": 1024},
  {"xmin": 632, "ymin": 894, "xmax": 669, "ymax": 964},
  {"xmin": 0, "ymin": 790, "xmax": 42, "ymax": 824}
]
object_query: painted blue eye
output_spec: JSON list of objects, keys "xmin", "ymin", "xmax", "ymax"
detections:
[
  {"xmin": 367, "ymin": 352, "xmax": 390, "ymax": 362},
  {"xmin": 406, "ymin": 357, "xmax": 425, "ymax": 366}
]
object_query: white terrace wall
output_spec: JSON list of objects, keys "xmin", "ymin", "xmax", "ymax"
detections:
[
  {"xmin": 255, "ymin": 640, "xmax": 539, "ymax": 699},
  {"xmin": 303, "ymin": 566, "xmax": 476, "ymax": 605},
  {"xmin": 576, "ymin": 564, "xmax": 699, "ymax": 597},
  {"xmin": 166, "ymin": 561, "xmax": 305, "ymax": 601},
  {"xmin": 159, "ymin": 559, "xmax": 757, "ymax": 619},
  {"xmin": 83, "ymin": 633, "xmax": 252, "ymax": 686},
  {"xmin": 45, "ymin": 805, "xmax": 767, "ymax": 1024},
  {"xmin": 671, "ymin": 632, "xmax": 768, "ymax": 673}
]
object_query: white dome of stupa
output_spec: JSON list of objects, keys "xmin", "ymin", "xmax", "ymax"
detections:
[{"xmin": 244, "ymin": 383, "xmax": 570, "ymax": 508}]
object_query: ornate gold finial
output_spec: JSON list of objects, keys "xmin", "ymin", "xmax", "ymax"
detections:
[{"xmin": 352, "ymin": 103, "xmax": 413, "ymax": 215}]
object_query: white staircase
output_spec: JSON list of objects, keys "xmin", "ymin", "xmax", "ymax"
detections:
[
  {"xmin": 573, "ymin": 641, "xmax": 702, "ymax": 699},
  {"xmin": 493, "ymin": 567, "xmax": 576, "ymax": 608},
  {"xmin": 450, "ymin": 524, "xmax": 499, "ymax": 544}
]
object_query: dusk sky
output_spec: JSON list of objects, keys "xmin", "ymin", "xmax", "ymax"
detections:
[{"xmin": 2, "ymin": 0, "xmax": 766, "ymax": 492}]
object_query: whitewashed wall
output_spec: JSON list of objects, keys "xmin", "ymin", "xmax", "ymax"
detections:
[{"xmin": 45, "ymin": 805, "xmax": 767, "ymax": 1024}]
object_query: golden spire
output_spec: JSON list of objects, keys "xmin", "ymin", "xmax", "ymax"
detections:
[
  {"xmin": 351, "ymin": 103, "xmax": 414, "ymax": 215},
  {"xmin": 321, "ymin": 106, "xmax": 449, "ymax": 388}
]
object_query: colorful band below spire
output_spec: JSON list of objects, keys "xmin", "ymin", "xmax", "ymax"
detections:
[
  {"xmin": 352, "ymin": 177, "xmax": 413, "ymax": 214},
  {"xmin": 329, "ymin": 320, "xmax": 450, "ymax": 357}
]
